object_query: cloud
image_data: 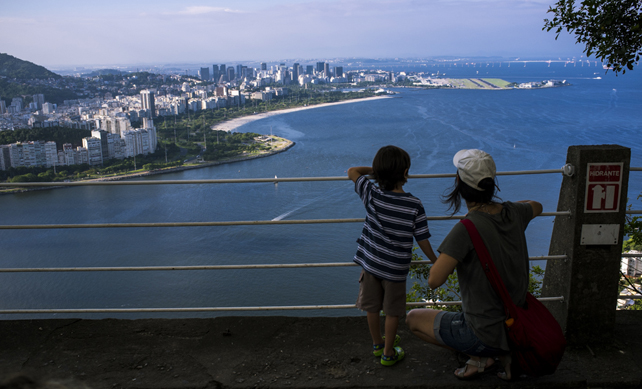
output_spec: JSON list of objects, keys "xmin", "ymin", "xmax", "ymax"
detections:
[{"xmin": 167, "ymin": 6, "xmax": 244, "ymax": 15}]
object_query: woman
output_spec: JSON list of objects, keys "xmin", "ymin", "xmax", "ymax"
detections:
[{"xmin": 405, "ymin": 149, "xmax": 542, "ymax": 380}]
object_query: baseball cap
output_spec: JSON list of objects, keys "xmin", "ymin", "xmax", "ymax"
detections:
[{"xmin": 453, "ymin": 149, "xmax": 496, "ymax": 191}]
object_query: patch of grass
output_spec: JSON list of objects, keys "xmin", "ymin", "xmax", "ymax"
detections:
[{"xmin": 482, "ymin": 78, "xmax": 512, "ymax": 88}]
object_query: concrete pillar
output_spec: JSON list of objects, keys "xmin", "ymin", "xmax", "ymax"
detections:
[{"xmin": 543, "ymin": 145, "xmax": 630, "ymax": 344}]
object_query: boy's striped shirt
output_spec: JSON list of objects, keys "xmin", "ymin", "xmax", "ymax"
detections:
[{"xmin": 353, "ymin": 175, "xmax": 431, "ymax": 281}]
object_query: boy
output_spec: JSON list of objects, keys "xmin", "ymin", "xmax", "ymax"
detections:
[{"xmin": 348, "ymin": 145, "xmax": 437, "ymax": 366}]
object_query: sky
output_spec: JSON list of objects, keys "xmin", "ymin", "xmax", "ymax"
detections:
[{"xmin": 0, "ymin": 0, "xmax": 586, "ymax": 68}]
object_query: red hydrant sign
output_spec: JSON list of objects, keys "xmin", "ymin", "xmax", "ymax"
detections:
[{"xmin": 585, "ymin": 163, "xmax": 623, "ymax": 213}]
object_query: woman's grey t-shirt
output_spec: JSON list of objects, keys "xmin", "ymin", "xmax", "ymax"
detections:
[{"xmin": 437, "ymin": 201, "xmax": 533, "ymax": 351}]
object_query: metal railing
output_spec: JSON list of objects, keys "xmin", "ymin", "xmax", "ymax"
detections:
[{"xmin": 0, "ymin": 166, "xmax": 640, "ymax": 315}]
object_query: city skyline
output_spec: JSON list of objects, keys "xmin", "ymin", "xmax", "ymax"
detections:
[{"xmin": 1, "ymin": 0, "xmax": 586, "ymax": 68}]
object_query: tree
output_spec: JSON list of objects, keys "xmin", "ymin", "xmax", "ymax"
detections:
[
  {"xmin": 543, "ymin": 0, "xmax": 642, "ymax": 74},
  {"xmin": 406, "ymin": 248, "xmax": 546, "ymax": 312}
]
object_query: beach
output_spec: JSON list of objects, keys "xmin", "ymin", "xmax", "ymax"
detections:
[
  {"xmin": 1, "ymin": 95, "xmax": 395, "ymax": 193},
  {"xmin": 211, "ymin": 95, "xmax": 394, "ymax": 132}
]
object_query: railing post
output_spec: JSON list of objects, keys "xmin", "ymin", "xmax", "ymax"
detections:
[{"xmin": 542, "ymin": 145, "xmax": 631, "ymax": 344}]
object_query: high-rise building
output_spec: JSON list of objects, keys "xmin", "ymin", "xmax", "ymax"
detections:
[
  {"xmin": 82, "ymin": 137, "xmax": 103, "ymax": 166},
  {"xmin": 316, "ymin": 62, "xmax": 325, "ymax": 73},
  {"xmin": 292, "ymin": 63, "xmax": 299, "ymax": 82},
  {"xmin": 63, "ymin": 143, "xmax": 75, "ymax": 166},
  {"xmin": 227, "ymin": 67, "xmax": 235, "ymax": 81},
  {"xmin": 42, "ymin": 102, "xmax": 54, "ymax": 114},
  {"xmin": 212, "ymin": 65, "xmax": 220, "ymax": 83},
  {"xmin": 306, "ymin": 65, "xmax": 314, "ymax": 75},
  {"xmin": 261, "ymin": 62, "xmax": 267, "ymax": 71},
  {"xmin": 91, "ymin": 130, "xmax": 110, "ymax": 162},
  {"xmin": 199, "ymin": 67, "xmax": 210, "ymax": 81},
  {"xmin": 236, "ymin": 64, "xmax": 243, "ymax": 79},
  {"xmin": 0, "ymin": 145, "xmax": 11, "ymax": 171},
  {"xmin": 32, "ymin": 94, "xmax": 45, "ymax": 110},
  {"xmin": 220, "ymin": 64, "xmax": 226, "ymax": 81},
  {"xmin": 324, "ymin": 63, "xmax": 330, "ymax": 77},
  {"xmin": 44, "ymin": 141, "xmax": 57, "ymax": 168},
  {"xmin": 335, "ymin": 66, "xmax": 343, "ymax": 78},
  {"xmin": 140, "ymin": 90, "xmax": 156, "ymax": 118}
]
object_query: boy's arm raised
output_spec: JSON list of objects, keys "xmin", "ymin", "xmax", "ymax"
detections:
[
  {"xmin": 417, "ymin": 239, "xmax": 438, "ymax": 263},
  {"xmin": 347, "ymin": 166, "xmax": 373, "ymax": 183}
]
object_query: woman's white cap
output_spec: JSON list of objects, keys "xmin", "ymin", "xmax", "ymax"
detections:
[{"xmin": 453, "ymin": 149, "xmax": 496, "ymax": 191}]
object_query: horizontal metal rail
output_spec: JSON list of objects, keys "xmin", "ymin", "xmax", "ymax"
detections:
[
  {"xmin": 618, "ymin": 295, "xmax": 642, "ymax": 300},
  {"xmin": 622, "ymin": 253, "xmax": 641, "ymax": 257},
  {"xmin": 0, "ymin": 297, "xmax": 566, "ymax": 314},
  {"xmin": 0, "ymin": 212, "xmax": 570, "ymax": 230},
  {"xmin": 2, "ymin": 166, "xmax": 640, "ymax": 188},
  {"xmin": 0, "ymin": 168, "xmax": 572, "ymax": 188},
  {"xmin": 0, "ymin": 256, "xmax": 567, "ymax": 273},
  {"xmin": 627, "ymin": 210, "xmax": 642, "ymax": 215}
]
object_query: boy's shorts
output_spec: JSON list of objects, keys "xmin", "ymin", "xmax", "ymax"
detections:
[{"xmin": 356, "ymin": 269, "xmax": 406, "ymax": 317}]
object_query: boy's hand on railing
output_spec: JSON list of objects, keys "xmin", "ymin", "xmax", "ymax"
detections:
[{"xmin": 347, "ymin": 166, "xmax": 374, "ymax": 183}]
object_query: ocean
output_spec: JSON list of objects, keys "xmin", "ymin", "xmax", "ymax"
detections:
[{"xmin": 1, "ymin": 62, "xmax": 641, "ymax": 319}]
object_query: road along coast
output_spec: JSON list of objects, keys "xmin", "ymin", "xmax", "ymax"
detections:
[{"xmin": 211, "ymin": 95, "xmax": 395, "ymax": 133}]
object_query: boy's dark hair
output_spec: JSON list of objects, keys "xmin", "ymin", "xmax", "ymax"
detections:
[
  {"xmin": 442, "ymin": 174, "xmax": 500, "ymax": 214},
  {"xmin": 372, "ymin": 145, "xmax": 410, "ymax": 191}
]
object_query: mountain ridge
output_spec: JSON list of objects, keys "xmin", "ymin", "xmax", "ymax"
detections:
[{"xmin": 0, "ymin": 53, "xmax": 62, "ymax": 79}]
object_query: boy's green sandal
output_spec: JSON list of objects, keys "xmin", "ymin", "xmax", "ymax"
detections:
[
  {"xmin": 372, "ymin": 334, "xmax": 401, "ymax": 356},
  {"xmin": 380, "ymin": 346, "xmax": 405, "ymax": 366}
]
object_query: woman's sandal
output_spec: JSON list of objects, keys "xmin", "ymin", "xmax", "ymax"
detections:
[
  {"xmin": 454, "ymin": 357, "xmax": 497, "ymax": 380},
  {"xmin": 372, "ymin": 334, "xmax": 400, "ymax": 356},
  {"xmin": 496, "ymin": 354, "xmax": 514, "ymax": 381}
]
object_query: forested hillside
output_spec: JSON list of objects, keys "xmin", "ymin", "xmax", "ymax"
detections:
[{"xmin": 0, "ymin": 53, "xmax": 61, "ymax": 79}]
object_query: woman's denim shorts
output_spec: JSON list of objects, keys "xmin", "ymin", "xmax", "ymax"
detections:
[{"xmin": 433, "ymin": 311, "xmax": 504, "ymax": 357}]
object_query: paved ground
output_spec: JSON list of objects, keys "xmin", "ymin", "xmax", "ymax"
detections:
[{"xmin": 0, "ymin": 311, "xmax": 640, "ymax": 389}]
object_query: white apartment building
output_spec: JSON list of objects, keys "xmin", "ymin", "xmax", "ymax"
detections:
[
  {"xmin": 42, "ymin": 102, "xmax": 55, "ymax": 114},
  {"xmin": 101, "ymin": 116, "xmax": 131, "ymax": 137},
  {"xmin": 44, "ymin": 141, "xmax": 57, "ymax": 168},
  {"xmin": 8, "ymin": 143, "xmax": 23, "ymax": 168},
  {"xmin": 63, "ymin": 143, "xmax": 75, "ymax": 166},
  {"xmin": 622, "ymin": 251, "xmax": 642, "ymax": 277},
  {"xmin": 82, "ymin": 137, "xmax": 103, "ymax": 166},
  {"xmin": 75, "ymin": 147, "xmax": 89, "ymax": 165}
]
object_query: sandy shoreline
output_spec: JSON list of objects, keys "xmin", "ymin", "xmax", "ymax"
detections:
[{"xmin": 212, "ymin": 95, "xmax": 394, "ymax": 132}]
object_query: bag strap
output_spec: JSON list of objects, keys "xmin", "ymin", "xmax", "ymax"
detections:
[{"xmin": 460, "ymin": 219, "xmax": 519, "ymax": 316}]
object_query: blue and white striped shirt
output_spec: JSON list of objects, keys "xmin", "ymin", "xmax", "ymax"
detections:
[{"xmin": 353, "ymin": 175, "xmax": 431, "ymax": 282}]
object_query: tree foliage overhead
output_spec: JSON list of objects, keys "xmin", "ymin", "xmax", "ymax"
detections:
[
  {"xmin": 0, "ymin": 53, "xmax": 62, "ymax": 79},
  {"xmin": 543, "ymin": 0, "xmax": 642, "ymax": 74}
]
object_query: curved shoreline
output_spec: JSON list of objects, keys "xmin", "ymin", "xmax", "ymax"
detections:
[
  {"xmin": 211, "ymin": 95, "xmax": 395, "ymax": 133},
  {"xmin": 0, "ymin": 139, "xmax": 295, "ymax": 194},
  {"xmin": 2, "ymin": 95, "xmax": 395, "ymax": 194}
]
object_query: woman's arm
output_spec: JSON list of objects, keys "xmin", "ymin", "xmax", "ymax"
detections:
[
  {"xmin": 428, "ymin": 253, "xmax": 459, "ymax": 289},
  {"xmin": 516, "ymin": 200, "xmax": 543, "ymax": 219}
]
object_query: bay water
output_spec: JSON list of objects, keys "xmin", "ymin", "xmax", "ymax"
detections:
[{"xmin": 1, "ymin": 62, "xmax": 641, "ymax": 319}]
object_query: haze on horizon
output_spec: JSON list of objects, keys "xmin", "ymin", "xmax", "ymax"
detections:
[{"xmin": 1, "ymin": 0, "xmax": 585, "ymax": 69}]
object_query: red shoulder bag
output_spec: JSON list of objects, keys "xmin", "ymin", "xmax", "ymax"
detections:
[{"xmin": 460, "ymin": 219, "xmax": 566, "ymax": 376}]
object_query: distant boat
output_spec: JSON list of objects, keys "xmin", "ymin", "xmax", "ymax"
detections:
[{"xmin": 513, "ymin": 144, "xmax": 516, "ymax": 149}]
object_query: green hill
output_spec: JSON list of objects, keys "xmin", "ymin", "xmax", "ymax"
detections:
[{"xmin": 0, "ymin": 53, "xmax": 61, "ymax": 79}]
